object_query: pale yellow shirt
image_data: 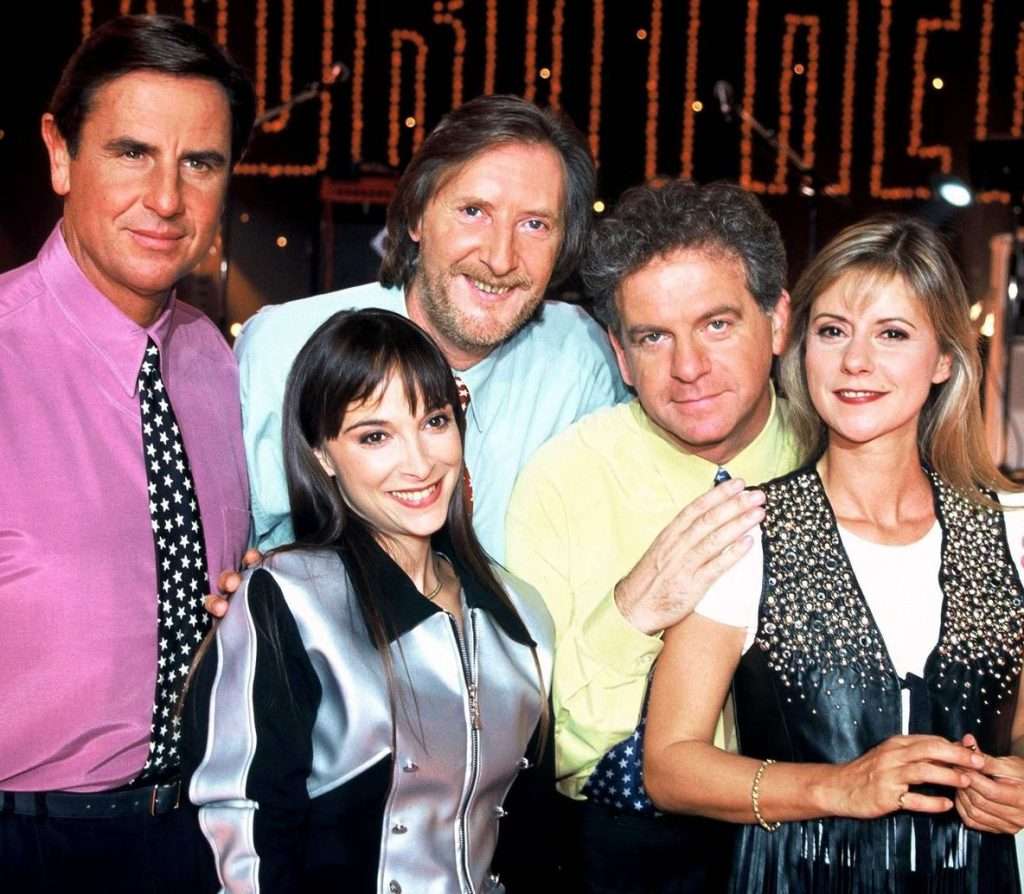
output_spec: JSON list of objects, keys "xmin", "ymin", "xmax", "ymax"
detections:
[{"xmin": 505, "ymin": 390, "xmax": 798, "ymax": 797}]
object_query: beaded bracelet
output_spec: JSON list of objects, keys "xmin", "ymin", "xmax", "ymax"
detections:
[{"xmin": 751, "ymin": 758, "xmax": 781, "ymax": 832}]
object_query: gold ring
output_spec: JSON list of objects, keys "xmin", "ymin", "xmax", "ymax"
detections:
[{"xmin": 897, "ymin": 791, "xmax": 907, "ymax": 810}]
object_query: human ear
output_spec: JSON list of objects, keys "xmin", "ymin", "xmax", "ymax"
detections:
[
  {"xmin": 313, "ymin": 447, "xmax": 337, "ymax": 478},
  {"xmin": 41, "ymin": 114, "xmax": 71, "ymax": 198},
  {"xmin": 932, "ymin": 351, "xmax": 953, "ymax": 385},
  {"xmin": 769, "ymin": 291, "xmax": 791, "ymax": 356}
]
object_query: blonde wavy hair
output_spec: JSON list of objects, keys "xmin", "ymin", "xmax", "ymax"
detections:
[{"xmin": 779, "ymin": 215, "xmax": 1019, "ymax": 506}]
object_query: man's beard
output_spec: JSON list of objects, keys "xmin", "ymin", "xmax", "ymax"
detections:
[{"xmin": 414, "ymin": 263, "xmax": 544, "ymax": 355}]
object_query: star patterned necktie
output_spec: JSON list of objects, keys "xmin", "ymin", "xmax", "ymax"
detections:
[
  {"xmin": 133, "ymin": 338, "xmax": 210, "ymax": 783},
  {"xmin": 454, "ymin": 375, "xmax": 474, "ymax": 512}
]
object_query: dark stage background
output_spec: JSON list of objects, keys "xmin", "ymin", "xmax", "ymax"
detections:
[{"xmin": 2, "ymin": 0, "xmax": 1023, "ymax": 337}]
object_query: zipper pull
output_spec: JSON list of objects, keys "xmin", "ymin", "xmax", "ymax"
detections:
[{"xmin": 468, "ymin": 681, "xmax": 482, "ymax": 730}]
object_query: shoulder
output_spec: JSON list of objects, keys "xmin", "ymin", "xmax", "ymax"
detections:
[
  {"xmin": 235, "ymin": 282, "xmax": 403, "ymax": 363},
  {"xmin": 0, "ymin": 255, "xmax": 44, "ymax": 326},
  {"xmin": 493, "ymin": 565, "xmax": 555, "ymax": 651},
  {"xmin": 169, "ymin": 300, "xmax": 235, "ymax": 366}
]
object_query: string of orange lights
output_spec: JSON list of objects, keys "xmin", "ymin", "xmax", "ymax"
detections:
[
  {"xmin": 76, "ymin": 0, "xmax": 1021, "ymax": 202},
  {"xmin": 643, "ymin": 0, "xmax": 663, "ymax": 181},
  {"xmin": 588, "ymin": 0, "xmax": 604, "ymax": 168},
  {"xmin": 907, "ymin": 1, "xmax": 960, "ymax": 179},
  {"xmin": 679, "ymin": 0, "xmax": 701, "ymax": 182},
  {"xmin": 432, "ymin": 1, "xmax": 467, "ymax": 110},
  {"xmin": 388, "ymin": 30, "xmax": 427, "ymax": 168}
]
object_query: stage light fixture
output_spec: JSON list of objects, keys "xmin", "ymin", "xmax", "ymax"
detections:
[{"xmin": 935, "ymin": 177, "xmax": 973, "ymax": 207}]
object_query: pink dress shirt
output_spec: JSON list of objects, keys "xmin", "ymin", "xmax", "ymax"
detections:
[{"xmin": 0, "ymin": 224, "xmax": 250, "ymax": 792}]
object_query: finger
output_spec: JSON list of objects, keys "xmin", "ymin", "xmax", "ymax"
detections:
[
  {"xmin": 203, "ymin": 594, "xmax": 228, "ymax": 619},
  {"xmin": 898, "ymin": 740, "xmax": 986, "ymax": 770},
  {"xmin": 902, "ymin": 762, "xmax": 971, "ymax": 790},
  {"xmin": 899, "ymin": 792, "xmax": 954, "ymax": 814},
  {"xmin": 974, "ymin": 753, "xmax": 1024, "ymax": 782},
  {"xmin": 686, "ymin": 507, "xmax": 765, "ymax": 575},
  {"xmin": 957, "ymin": 787, "xmax": 1021, "ymax": 834},
  {"xmin": 243, "ymin": 548, "xmax": 262, "ymax": 568},
  {"xmin": 956, "ymin": 791, "xmax": 1004, "ymax": 834},
  {"xmin": 964, "ymin": 770, "xmax": 1024, "ymax": 808},
  {"xmin": 689, "ymin": 534, "xmax": 755, "ymax": 594},
  {"xmin": 217, "ymin": 568, "xmax": 240, "ymax": 594},
  {"xmin": 961, "ymin": 732, "xmax": 978, "ymax": 751},
  {"xmin": 666, "ymin": 479, "xmax": 755, "ymax": 539}
]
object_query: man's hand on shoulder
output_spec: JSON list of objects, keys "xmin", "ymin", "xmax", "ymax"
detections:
[
  {"xmin": 613, "ymin": 479, "xmax": 764, "ymax": 636},
  {"xmin": 204, "ymin": 548, "xmax": 262, "ymax": 618}
]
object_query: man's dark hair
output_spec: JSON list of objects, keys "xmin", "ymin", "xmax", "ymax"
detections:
[
  {"xmin": 583, "ymin": 180, "xmax": 787, "ymax": 335},
  {"xmin": 50, "ymin": 14, "xmax": 256, "ymax": 163},
  {"xmin": 379, "ymin": 94, "xmax": 595, "ymax": 291}
]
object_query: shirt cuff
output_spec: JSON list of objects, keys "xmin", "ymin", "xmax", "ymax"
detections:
[{"xmin": 581, "ymin": 589, "xmax": 664, "ymax": 675}]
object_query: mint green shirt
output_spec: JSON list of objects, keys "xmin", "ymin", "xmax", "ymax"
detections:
[{"xmin": 235, "ymin": 283, "xmax": 629, "ymax": 561}]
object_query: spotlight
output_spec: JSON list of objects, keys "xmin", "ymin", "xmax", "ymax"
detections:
[{"xmin": 935, "ymin": 177, "xmax": 972, "ymax": 208}]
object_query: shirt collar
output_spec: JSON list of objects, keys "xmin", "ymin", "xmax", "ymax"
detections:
[
  {"xmin": 344, "ymin": 526, "xmax": 535, "ymax": 646},
  {"xmin": 38, "ymin": 222, "xmax": 176, "ymax": 398}
]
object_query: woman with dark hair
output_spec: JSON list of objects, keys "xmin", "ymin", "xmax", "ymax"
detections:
[
  {"xmin": 643, "ymin": 216, "xmax": 1024, "ymax": 892},
  {"xmin": 185, "ymin": 309, "xmax": 553, "ymax": 893}
]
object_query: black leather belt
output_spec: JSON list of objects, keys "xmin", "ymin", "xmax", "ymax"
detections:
[{"xmin": 0, "ymin": 778, "xmax": 182, "ymax": 819}]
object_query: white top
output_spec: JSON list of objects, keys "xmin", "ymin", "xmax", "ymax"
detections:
[{"xmin": 697, "ymin": 490, "xmax": 1024, "ymax": 679}]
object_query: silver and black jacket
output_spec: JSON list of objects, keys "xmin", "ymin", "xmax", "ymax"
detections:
[{"xmin": 184, "ymin": 531, "xmax": 554, "ymax": 894}]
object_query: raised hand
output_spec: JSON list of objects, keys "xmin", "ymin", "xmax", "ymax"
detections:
[{"xmin": 614, "ymin": 478, "xmax": 765, "ymax": 636}]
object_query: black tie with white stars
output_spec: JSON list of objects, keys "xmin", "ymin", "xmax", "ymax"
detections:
[{"xmin": 133, "ymin": 338, "xmax": 210, "ymax": 783}]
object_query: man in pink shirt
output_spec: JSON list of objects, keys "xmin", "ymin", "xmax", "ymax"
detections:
[{"xmin": 0, "ymin": 15, "xmax": 253, "ymax": 891}]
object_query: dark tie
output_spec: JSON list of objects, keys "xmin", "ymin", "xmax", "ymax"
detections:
[
  {"xmin": 133, "ymin": 338, "xmax": 210, "ymax": 782},
  {"xmin": 713, "ymin": 467, "xmax": 732, "ymax": 486},
  {"xmin": 454, "ymin": 375, "xmax": 474, "ymax": 512}
]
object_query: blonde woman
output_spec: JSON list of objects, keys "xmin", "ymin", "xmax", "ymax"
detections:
[{"xmin": 644, "ymin": 216, "xmax": 1024, "ymax": 892}]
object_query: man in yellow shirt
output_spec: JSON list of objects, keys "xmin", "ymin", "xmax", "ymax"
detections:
[{"xmin": 506, "ymin": 180, "xmax": 798, "ymax": 892}]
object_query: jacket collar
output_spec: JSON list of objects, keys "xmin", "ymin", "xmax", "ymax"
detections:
[{"xmin": 345, "ymin": 528, "xmax": 535, "ymax": 647}]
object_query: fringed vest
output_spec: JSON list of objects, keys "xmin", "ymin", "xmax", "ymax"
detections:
[{"xmin": 731, "ymin": 467, "xmax": 1024, "ymax": 893}]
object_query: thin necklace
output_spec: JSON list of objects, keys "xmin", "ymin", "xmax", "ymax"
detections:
[{"xmin": 423, "ymin": 552, "xmax": 444, "ymax": 601}]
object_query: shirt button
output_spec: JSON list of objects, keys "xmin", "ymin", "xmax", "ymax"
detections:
[
  {"xmin": 389, "ymin": 882, "xmax": 402, "ymax": 894},
  {"xmin": 392, "ymin": 822, "xmax": 408, "ymax": 834},
  {"xmin": 518, "ymin": 757, "xmax": 530, "ymax": 769},
  {"xmin": 402, "ymin": 760, "xmax": 418, "ymax": 772},
  {"xmin": 494, "ymin": 806, "xmax": 508, "ymax": 818}
]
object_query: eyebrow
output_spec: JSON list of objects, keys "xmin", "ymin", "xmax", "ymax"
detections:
[
  {"xmin": 624, "ymin": 303, "xmax": 742, "ymax": 338},
  {"xmin": 812, "ymin": 311, "xmax": 918, "ymax": 330},
  {"xmin": 342, "ymin": 418, "xmax": 388, "ymax": 434},
  {"xmin": 103, "ymin": 137, "xmax": 228, "ymax": 168}
]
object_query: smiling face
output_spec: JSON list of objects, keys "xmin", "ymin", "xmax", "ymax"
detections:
[
  {"xmin": 405, "ymin": 141, "xmax": 566, "ymax": 369},
  {"xmin": 41, "ymin": 70, "xmax": 232, "ymax": 326},
  {"xmin": 804, "ymin": 272, "xmax": 952, "ymax": 452},
  {"xmin": 610, "ymin": 248, "xmax": 789, "ymax": 464},
  {"xmin": 315, "ymin": 373, "xmax": 463, "ymax": 556}
]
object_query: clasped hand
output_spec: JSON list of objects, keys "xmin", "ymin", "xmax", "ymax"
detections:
[
  {"xmin": 832, "ymin": 734, "xmax": 984, "ymax": 818},
  {"xmin": 954, "ymin": 733, "xmax": 1024, "ymax": 834}
]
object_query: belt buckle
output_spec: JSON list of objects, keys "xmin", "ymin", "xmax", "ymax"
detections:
[{"xmin": 149, "ymin": 780, "xmax": 181, "ymax": 817}]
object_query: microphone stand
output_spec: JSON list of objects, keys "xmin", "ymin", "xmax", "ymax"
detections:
[{"xmin": 219, "ymin": 63, "xmax": 351, "ymax": 333}]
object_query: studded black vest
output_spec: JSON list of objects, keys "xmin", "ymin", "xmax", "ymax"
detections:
[{"xmin": 730, "ymin": 467, "xmax": 1024, "ymax": 893}]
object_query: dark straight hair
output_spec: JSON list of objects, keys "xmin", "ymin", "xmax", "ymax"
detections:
[
  {"xmin": 379, "ymin": 94, "xmax": 595, "ymax": 292},
  {"xmin": 50, "ymin": 14, "xmax": 256, "ymax": 163},
  {"xmin": 282, "ymin": 309, "xmax": 547, "ymax": 747}
]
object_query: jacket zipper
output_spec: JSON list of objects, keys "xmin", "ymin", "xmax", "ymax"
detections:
[{"xmin": 446, "ymin": 609, "xmax": 481, "ymax": 894}]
